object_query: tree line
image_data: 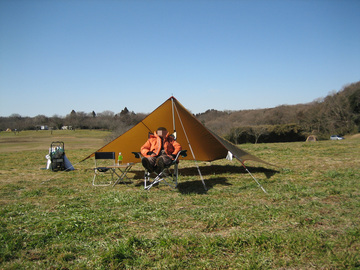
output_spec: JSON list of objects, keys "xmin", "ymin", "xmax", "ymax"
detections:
[
  {"xmin": 1, "ymin": 81, "xmax": 359, "ymax": 143},
  {"xmin": 197, "ymin": 81, "xmax": 360, "ymax": 143},
  {"xmin": 0, "ymin": 107, "xmax": 147, "ymax": 138}
]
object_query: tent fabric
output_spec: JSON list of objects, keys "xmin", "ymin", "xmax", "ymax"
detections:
[
  {"xmin": 208, "ymin": 129, "xmax": 272, "ymax": 166},
  {"xmin": 84, "ymin": 97, "xmax": 271, "ymax": 166},
  {"xmin": 306, "ymin": 135, "xmax": 318, "ymax": 142}
]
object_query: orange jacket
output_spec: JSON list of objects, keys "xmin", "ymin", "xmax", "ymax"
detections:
[{"xmin": 141, "ymin": 131, "xmax": 182, "ymax": 159}]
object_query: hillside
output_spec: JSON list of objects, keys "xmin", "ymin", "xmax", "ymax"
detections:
[
  {"xmin": 196, "ymin": 103, "xmax": 313, "ymax": 136},
  {"xmin": 197, "ymin": 81, "xmax": 360, "ymax": 139}
]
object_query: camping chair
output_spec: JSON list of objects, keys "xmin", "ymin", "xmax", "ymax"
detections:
[
  {"xmin": 132, "ymin": 150, "xmax": 187, "ymax": 190},
  {"xmin": 93, "ymin": 152, "xmax": 117, "ymax": 186}
]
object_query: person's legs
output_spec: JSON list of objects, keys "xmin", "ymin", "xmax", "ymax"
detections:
[
  {"xmin": 156, "ymin": 155, "xmax": 173, "ymax": 173},
  {"xmin": 142, "ymin": 157, "xmax": 156, "ymax": 172}
]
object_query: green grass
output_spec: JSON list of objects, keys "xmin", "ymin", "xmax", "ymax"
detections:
[{"xmin": 0, "ymin": 130, "xmax": 359, "ymax": 269}]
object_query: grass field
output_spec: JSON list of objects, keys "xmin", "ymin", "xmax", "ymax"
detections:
[{"xmin": 1, "ymin": 130, "xmax": 359, "ymax": 269}]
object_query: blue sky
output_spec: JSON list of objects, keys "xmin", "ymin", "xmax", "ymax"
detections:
[{"xmin": 0, "ymin": 0, "xmax": 359, "ymax": 117}]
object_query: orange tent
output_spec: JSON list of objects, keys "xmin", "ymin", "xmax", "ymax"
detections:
[{"xmin": 84, "ymin": 97, "xmax": 271, "ymax": 167}]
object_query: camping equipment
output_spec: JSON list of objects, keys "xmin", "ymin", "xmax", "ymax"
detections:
[
  {"xmin": 49, "ymin": 141, "xmax": 65, "ymax": 171},
  {"xmin": 93, "ymin": 152, "xmax": 134, "ymax": 186},
  {"xmin": 132, "ymin": 150, "xmax": 187, "ymax": 190},
  {"xmin": 45, "ymin": 141, "xmax": 75, "ymax": 172},
  {"xmin": 83, "ymin": 97, "xmax": 274, "ymax": 192}
]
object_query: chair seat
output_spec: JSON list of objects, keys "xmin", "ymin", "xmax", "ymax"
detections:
[
  {"xmin": 96, "ymin": 167, "xmax": 110, "ymax": 173},
  {"xmin": 132, "ymin": 150, "xmax": 187, "ymax": 190},
  {"xmin": 92, "ymin": 152, "xmax": 116, "ymax": 186}
]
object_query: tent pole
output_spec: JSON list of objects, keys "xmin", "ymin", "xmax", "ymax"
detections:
[
  {"xmin": 173, "ymin": 102, "xmax": 207, "ymax": 191},
  {"xmin": 171, "ymin": 97, "xmax": 176, "ymax": 134},
  {"xmin": 238, "ymin": 159, "xmax": 268, "ymax": 194}
]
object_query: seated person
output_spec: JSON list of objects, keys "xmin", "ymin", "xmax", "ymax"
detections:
[{"xmin": 140, "ymin": 127, "xmax": 182, "ymax": 173}]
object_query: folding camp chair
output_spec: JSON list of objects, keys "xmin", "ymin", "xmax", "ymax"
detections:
[
  {"xmin": 93, "ymin": 152, "xmax": 134, "ymax": 187},
  {"xmin": 93, "ymin": 152, "xmax": 116, "ymax": 186},
  {"xmin": 132, "ymin": 150, "xmax": 187, "ymax": 190}
]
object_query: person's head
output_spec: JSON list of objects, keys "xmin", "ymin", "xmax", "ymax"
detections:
[{"xmin": 156, "ymin": 127, "xmax": 168, "ymax": 138}]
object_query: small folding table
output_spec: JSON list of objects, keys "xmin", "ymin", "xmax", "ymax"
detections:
[{"xmin": 107, "ymin": 163, "xmax": 134, "ymax": 187}]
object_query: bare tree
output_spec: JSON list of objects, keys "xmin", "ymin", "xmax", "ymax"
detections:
[{"xmin": 250, "ymin": 126, "xmax": 269, "ymax": 144}]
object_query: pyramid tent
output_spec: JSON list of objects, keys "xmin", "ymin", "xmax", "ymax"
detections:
[
  {"xmin": 306, "ymin": 135, "xmax": 318, "ymax": 142},
  {"xmin": 84, "ymin": 97, "xmax": 271, "ymax": 168}
]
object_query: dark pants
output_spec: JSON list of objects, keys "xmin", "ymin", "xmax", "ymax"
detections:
[{"xmin": 144, "ymin": 153, "xmax": 172, "ymax": 172}]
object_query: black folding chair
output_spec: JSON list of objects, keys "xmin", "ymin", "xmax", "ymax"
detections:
[
  {"xmin": 93, "ymin": 152, "xmax": 134, "ymax": 187},
  {"xmin": 132, "ymin": 150, "xmax": 187, "ymax": 190},
  {"xmin": 92, "ymin": 152, "xmax": 116, "ymax": 186}
]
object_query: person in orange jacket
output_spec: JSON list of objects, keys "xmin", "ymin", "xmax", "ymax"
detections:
[{"xmin": 140, "ymin": 127, "xmax": 182, "ymax": 173}]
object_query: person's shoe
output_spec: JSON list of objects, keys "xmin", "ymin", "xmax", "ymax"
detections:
[
  {"xmin": 156, "ymin": 157, "xmax": 165, "ymax": 173},
  {"xmin": 142, "ymin": 158, "xmax": 153, "ymax": 172}
]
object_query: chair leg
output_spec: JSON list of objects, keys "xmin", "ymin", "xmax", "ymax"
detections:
[
  {"xmin": 144, "ymin": 170, "xmax": 151, "ymax": 189},
  {"xmin": 92, "ymin": 169, "xmax": 113, "ymax": 187},
  {"xmin": 163, "ymin": 164, "xmax": 178, "ymax": 188},
  {"xmin": 161, "ymin": 166, "xmax": 178, "ymax": 189},
  {"xmin": 173, "ymin": 163, "xmax": 179, "ymax": 187},
  {"xmin": 145, "ymin": 170, "xmax": 165, "ymax": 190},
  {"xmin": 145, "ymin": 164, "xmax": 179, "ymax": 190}
]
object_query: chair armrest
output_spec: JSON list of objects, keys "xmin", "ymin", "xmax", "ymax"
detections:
[
  {"xmin": 173, "ymin": 150, "xmax": 187, "ymax": 162},
  {"xmin": 132, "ymin": 152, "xmax": 142, "ymax": 159},
  {"xmin": 179, "ymin": 150, "xmax": 187, "ymax": 158}
]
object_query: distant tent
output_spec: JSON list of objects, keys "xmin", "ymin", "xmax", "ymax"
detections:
[
  {"xmin": 84, "ymin": 97, "xmax": 273, "ymax": 191},
  {"xmin": 306, "ymin": 135, "xmax": 318, "ymax": 142}
]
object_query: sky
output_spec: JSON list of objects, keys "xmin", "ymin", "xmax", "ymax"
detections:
[{"xmin": 0, "ymin": 0, "xmax": 359, "ymax": 117}]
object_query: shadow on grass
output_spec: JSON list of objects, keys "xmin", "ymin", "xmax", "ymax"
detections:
[
  {"xmin": 131, "ymin": 175, "xmax": 230, "ymax": 194},
  {"xmin": 177, "ymin": 177, "xmax": 231, "ymax": 194},
  {"xmin": 179, "ymin": 164, "xmax": 278, "ymax": 178},
  {"xmin": 178, "ymin": 165, "xmax": 278, "ymax": 194},
  {"xmin": 130, "ymin": 164, "xmax": 279, "ymax": 194},
  {"xmin": 131, "ymin": 165, "xmax": 278, "ymax": 178}
]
